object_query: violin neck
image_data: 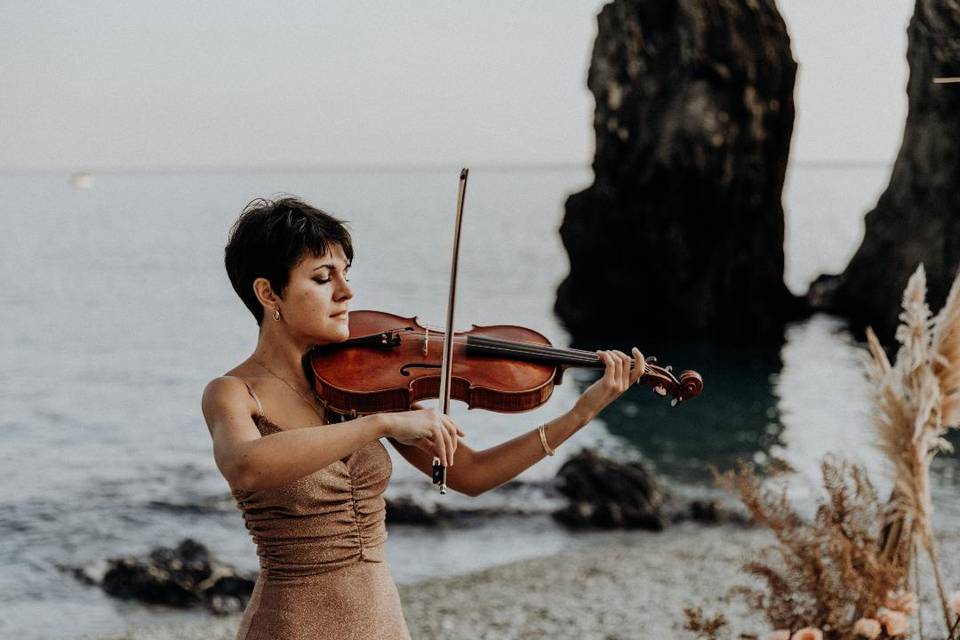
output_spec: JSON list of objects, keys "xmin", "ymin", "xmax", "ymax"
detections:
[{"xmin": 465, "ymin": 335, "xmax": 637, "ymax": 370}]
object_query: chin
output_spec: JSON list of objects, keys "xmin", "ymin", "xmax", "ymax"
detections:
[
  {"xmin": 308, "ymin": 323, "xmax": 350, "ymax": 346},
  {"xmin": 332, "ymin": 323, "xmax": 351, "ymax": 341}
]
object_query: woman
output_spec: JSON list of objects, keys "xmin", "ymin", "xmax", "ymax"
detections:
[{"xmin": 201, "ymin": 196, "xmax": 645, "ymax": 640}]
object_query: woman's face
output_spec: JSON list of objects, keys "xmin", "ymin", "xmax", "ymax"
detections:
[{"xmin": 277, "ymin": 244, "xmax": 353, "ymax": 344}]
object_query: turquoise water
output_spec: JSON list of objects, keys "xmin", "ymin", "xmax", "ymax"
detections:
[{"xmin": 6, "ymin": 163, "xmax": 954, "ymax": 639}]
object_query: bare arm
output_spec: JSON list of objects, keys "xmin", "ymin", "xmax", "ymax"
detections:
[
  {"xmin": 202, "ymin": 376, "xmax": 387, "ymax": 492},
  {"xmin": 390, "ymin": 348, "xmax": 642, "ymax": 497},
  {"xmin": 389, "ymin": 404, "xmax": 592, "ymax": 497}
]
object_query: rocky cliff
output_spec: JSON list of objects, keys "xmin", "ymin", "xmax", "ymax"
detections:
[
  {"xmin": 808, "ymin": 1, "xmax": 960, "ymax": 343},
  {"xmin": 556, "ymin": 0, "xmax": 800, "ymax": 343}
]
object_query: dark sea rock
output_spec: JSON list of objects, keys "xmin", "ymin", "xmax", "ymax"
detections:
[
  {"xmin": 556, "ymin": 0, "xmax": 801, "ymax": 343},
  {"xmin": 79, "ymin": 538, "xmax": 255, "ymax": 615},
  {"xmin": 385, "ymin": 496, "xmax": 441, "ymax": 525},
  {"xmin": 385, "ymin": 495, "xmax": 537, "ymax": 526},
  {"xmin": 667, "ymin": 498, "xmax": 753, "ymax": 527},
  {"xmin": 808, "ymin": 1, "xmax": 960, "ymax": 343},
  {"xmin": 552, "ymin": 449, "xmax": 665, "ymax": 530}
]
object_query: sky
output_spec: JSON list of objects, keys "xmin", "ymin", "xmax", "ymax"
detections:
[{"xmin": 0, "ymin": 0, "xmax": 914, "ymax": 170}]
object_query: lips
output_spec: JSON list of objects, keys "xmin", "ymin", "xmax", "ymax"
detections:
[{"xmin": 331, "ymin": 310, "xmax": 348, "ymax": 318}]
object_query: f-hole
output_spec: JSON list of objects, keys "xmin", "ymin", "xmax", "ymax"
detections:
[{"xmin": 399, "ymin": 362, "xmax": 442, "ymax": 377}]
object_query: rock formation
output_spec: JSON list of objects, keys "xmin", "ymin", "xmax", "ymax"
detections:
[
  {"xmin": 66, "ymin": 538, "xmax": 255, "ymax": 615},
  {"xmin": 808, "ymin": 1, "xmax": 960, "ymax": 342},
  {"xmin": 556, "ymin": 0, "xmax": 799, "ymax": 342},
  {"xmin": 552, "ymin": 448, "xmax": 665, "ymax": 530}
]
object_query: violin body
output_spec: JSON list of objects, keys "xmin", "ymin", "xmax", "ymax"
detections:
[
  {"xmin": 306, "ymin": 309, "xmax": 703, "ymax": 418},
  {"xmin": 307, "ymin": 310, "xmax": 560, "ymax": 416}
]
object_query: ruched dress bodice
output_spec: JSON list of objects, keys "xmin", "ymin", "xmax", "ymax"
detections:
[
  {"xmin": 231, "ymin": 415, "xmax": 391, "ymax": 580},
  {"xmin": 228, "ymin": 380, "xmax": 411, "ymax": 640}
]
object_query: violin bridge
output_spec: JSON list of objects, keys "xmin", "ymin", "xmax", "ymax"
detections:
[
  {"xmin": 423, "ymin": 327, "xmax": 429, "ymax": 356},
  {"xmin": 375, "ymin": 331, "xmax": 402, "ymax": 348}
]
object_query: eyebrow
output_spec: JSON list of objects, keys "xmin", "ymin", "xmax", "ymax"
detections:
[{"xmin": 312, "ymin": 262, "xmax": 350, "ymax": 272}]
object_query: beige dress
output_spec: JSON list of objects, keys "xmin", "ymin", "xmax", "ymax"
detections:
[{"xmin": 231, "ymin": 380, "xmax": 411, "ymax": 640}]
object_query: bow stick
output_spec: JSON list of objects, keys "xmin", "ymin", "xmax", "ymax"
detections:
[{"xmin": 432, "ymin": 168, "xmax": 470, "ymax": 494}]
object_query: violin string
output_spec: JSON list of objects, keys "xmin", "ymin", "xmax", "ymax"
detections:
[
  {"xmin": 428, "ymin": 332, "xmax": 600, "ymax": 365},
  {"xmin": 468, "ymin": 342, "xmax": 599, "ymax": 366},
  {"xmin": 468, "ymin": 342, "xmax": 655, "ymax": 376},
  {"xmin": 466, "ymin": 334, "xmax": 646, "ymax": 370},
  {"xmin": 469, "ymin": 336, "xmax": 596, "ymax": 362},
  {"xmin": 411, "ymin": 329, "xmax": 634, "ymax": 359},
  {"xmin": 414, "ymin": 331, "xmax": 649, "ymax": 372},
  {"xmin": 412, "ymin": 331, "xmax": 580, "ymax": 362},
  {"xmin": 448, "ymin": 335, "xmax": 639, "ymax": 369}
]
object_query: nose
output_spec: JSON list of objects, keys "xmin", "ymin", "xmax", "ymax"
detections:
[{"xmin": 336, "ymin": 275, "xmax": 353, "ymax": 302}]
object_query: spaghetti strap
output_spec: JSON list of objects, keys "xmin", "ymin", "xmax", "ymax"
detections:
[
  {"xmin": 245, "ymin": 382, "xmax": 264, "ymax": 417},
  {"xmin": 228, "ymin": 376, "xmax": 264, "ymax": 417}
]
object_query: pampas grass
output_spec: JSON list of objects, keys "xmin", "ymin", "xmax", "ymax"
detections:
[
  {"xmin": 868, "ymin": 265, "xmax": 960, "ymax": 632},
  {"xmin": 702, "ymin": 264, "xmax": 960, "ymax": 639},
  {"xmin": 717, "ymin": 459, "xmax": 904, "ymax": 635}
]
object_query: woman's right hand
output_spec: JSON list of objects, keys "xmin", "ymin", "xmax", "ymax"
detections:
[{"xmin": 385, "ymin": 407, "xmax": 465, "ymax": 467}]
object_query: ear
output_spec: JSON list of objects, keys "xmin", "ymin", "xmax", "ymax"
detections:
[{"xmin": 252, "ymin": 277, "xmax": 281, "ymax": 312}]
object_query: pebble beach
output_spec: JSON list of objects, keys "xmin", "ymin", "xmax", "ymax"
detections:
[
  {"xmin": 90, "ymin": 523, "xmax": 769, "ymax": 640},
  {"xmin": 90, "ymin": 521, "xmax": 960, "ymax": 640}
]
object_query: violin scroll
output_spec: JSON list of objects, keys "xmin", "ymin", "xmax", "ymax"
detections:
[{"xmin": 637, "ymin": 359, "xmax": 704, "ymax": 407}]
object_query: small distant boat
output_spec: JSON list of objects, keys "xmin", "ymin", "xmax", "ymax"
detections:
[{"xmin": 70, "ymin": 172, "xmax": 95, "ymax": 189}]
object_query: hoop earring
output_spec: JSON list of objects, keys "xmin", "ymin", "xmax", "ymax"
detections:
[{"xmin": 273, "ymin": 308, "xmax": 281, "ymax": 321}]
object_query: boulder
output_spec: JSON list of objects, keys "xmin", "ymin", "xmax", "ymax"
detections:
[
  {"xmin": 552, "ymin": 448, "xmax": 665, "ymax": 530},
  {"xmin": 385, "ymin": 495, "xmax": 538, "ymax": 526},
  {"xmin": 808, "ymin": 1, "xmax": 960, "ymax": 342},
  {"xmin": 385, "ymin": 496, "xmax": 441, "ymax": 525},
  {"xmin": 556, "ymin": 0, "xmax": 801, "ymax": 343},
  {"xmin": 81, "ymin": 538, "xmax": 255, "ymax": 615}
]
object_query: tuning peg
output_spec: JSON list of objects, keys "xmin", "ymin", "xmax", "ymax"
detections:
[
  {"xmin": 654, "ymin": 385, "xmax": 667, "ymax": 396},
  {"xmin": 671, "ymin": 398, "xmax": 679, "ymax": 407}
]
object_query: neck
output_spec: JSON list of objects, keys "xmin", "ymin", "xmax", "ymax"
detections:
[
  {"xmin": 464, "ymin": 334, "xmax": 615, "ymax": 369},
  {"xmin": 251, "ymin": 324, "xmax": 315, "ymax": 388}
]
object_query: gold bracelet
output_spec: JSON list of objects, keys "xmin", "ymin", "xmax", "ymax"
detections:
[{"xmin": 537, "ymin": 424, "xmax": 555, "ymax": 456}]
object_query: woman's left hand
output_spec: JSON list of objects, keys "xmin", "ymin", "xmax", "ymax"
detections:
[{"xmin": 573, "ymin": 347, "xmax": 645, "ymax": 422}]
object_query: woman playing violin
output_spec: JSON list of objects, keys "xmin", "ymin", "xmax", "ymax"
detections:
[{"xmin": 201, "ymin": 196, "xmax": 646, "ymax": 640}]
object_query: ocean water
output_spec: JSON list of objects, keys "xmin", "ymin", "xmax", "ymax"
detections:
[{"xmin": 4, "ymin": 164, "xmax": 958, "ymax": 639}]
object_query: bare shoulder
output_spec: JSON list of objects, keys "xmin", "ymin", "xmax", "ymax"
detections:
[
  {"xmin": 201, "ymin": 374, "xmax": 263, "ymax": 488},
  {"xmin": 201, "ymin": 375, "xmax": 259, "ymax": 435}
]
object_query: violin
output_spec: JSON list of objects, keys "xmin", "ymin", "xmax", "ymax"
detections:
[
  {"xmin": 306, "ymin": 168, "xmax": 701, "ymax": 494},
  {"xmin": 305, "ymin": 309, "xmax": 703, "ymax": 418}
]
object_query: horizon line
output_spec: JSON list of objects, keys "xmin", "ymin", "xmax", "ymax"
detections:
[{"xmin": 0, "ymin": 158, "xmax": 892, "ymax": 176}]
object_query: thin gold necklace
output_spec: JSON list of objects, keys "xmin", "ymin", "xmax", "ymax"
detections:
[{"xmin": 252, "ymin": 356, "xmax": 326, "ymax": 421}]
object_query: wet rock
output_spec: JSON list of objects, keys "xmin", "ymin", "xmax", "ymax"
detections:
[
  {"xmin": 205, "ymin": 575, "xmax": 256, "ymax": 615},
  {"xmin": 808, "ymin": 1, "xmax": 960, "ymax": 343},
  {"xmin": 556, "ymin": 0, "xmax": 801, "ymax": 343},
  {"xmin": 552, "ymin": 449, "xmax": 665, "ymax": 530},
  {"xmin": 385, "ymin": 496, "xmax": 537, "ymax": 526},
  {"xmin": 385, "ymin": 497, "xmax": 440, "ymax": 525},
  {"xmin": 72, "ymin": 538, "xmax": 255, "ymax": 615},
  {"xmin": 687, "ymin": 499, "xmax": 724, "ymax": 524},
  {"xmin": 668, "ymin": 498, "xmax": 753, "ymax": 527}
]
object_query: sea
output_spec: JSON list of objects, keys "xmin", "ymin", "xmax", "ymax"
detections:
[{"xmin": 4, "ymin": 164, "xmax": 960, "ymax": 639}]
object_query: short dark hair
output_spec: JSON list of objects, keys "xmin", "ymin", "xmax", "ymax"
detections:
[{"xmin": 225, "ymin": 196, "xmax": 354, "ymax": 325}]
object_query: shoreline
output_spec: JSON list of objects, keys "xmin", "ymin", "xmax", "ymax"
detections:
[{"xmin": 88, "ymin": 522, "xmax": 770, "ymax": 640}]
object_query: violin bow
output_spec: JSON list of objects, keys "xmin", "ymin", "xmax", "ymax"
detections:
[{"xmin": 432, "ymin": 168, "xmax": 470, "ymax": 494}]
